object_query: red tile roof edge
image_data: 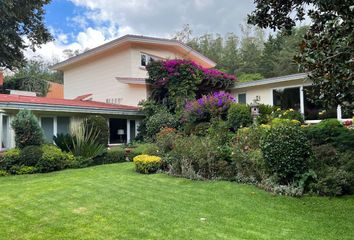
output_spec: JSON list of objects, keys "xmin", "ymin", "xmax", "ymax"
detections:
[{"xmin": 0, "ymin": 94, "xmax": 140, "ymax": 111}]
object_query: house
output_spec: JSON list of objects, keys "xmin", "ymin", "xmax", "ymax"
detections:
[
  {"xmin": 231, "ymin": 73, "xmax": 351, "ymax": 122},
  {"xmin": 50, "ymin": 34, "xmax": 216, "ymax": 106},
  {"xmin": 0, "ymin": 35, "xmax": 215, "ymax": 150}
]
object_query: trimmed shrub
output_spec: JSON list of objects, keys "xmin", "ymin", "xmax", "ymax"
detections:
[
  {"xmin": 260, "ymin": 124, "xmax": 312, "ymax": 184},
  {"xmin": 53, "ymin": 133, "xmax": 74, "ymax": 152},
  {"xmin": 270, "ymin": 118, "xmax": 301, "ymax": 127},
  {"xmin": 36, "ymin": 145, "xmax": 72, "ymax": 172},
  {"xmin": 145, "ymin": 110, "xmax": 179, "ymax": 139},
  {"xmin": 84, "ymin": 115, "xmax": 109, "ymax": 146},
  {"xmin": 15, "ymin": 166, "xmax": 38, "ymax": 175},
  {"xmin": 93, "ymin": 148, "xmax": 126, "ymax": 165},
  {"xmin": 227, "ymin": 103, "xmax": 253, "ymax": 131},
  {"xmin": 0, "ymin": 169, "xmax": 9, "ymax": 176},
  {"xmin": 0, "ymin": 148, "xmax": 21, "ymax": 171},
  {"xmin": 303, "ymin": 119, "xmax": 345, "ymax": 145},
  {"xmin": 19, "ymin": 145, "xmax": 43, "ymax": 166},
  {"xmin": 11, "ymin": 109, "xmax": 43, "ymax": 148},
  {"xmin": 133, "ymin": 154, "xmax": 162, "ymax": 174}
]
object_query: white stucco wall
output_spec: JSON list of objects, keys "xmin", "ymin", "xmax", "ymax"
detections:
[
  {"xmin": 231, "ymin": 79, "xmax": 312, "ymax": 105},
  {"xmin": 63, "ymin": 43, "xmax": 186, "ymax": 106}
]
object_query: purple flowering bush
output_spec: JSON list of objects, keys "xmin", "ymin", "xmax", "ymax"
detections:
[
  {"xmin": 183, "ymin": 91, "xmax": 236, "ymax": 124},
  {"xmin": 146, "ymin": 59, "xmax": 236, "ymax": 111}
]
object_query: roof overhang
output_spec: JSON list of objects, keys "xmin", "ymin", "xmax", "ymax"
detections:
[
  {"xmin": 51, "ymin": 35, "xmax": 216, "ymax": 71},
  {"xmin": 0, "ymin": 102, "xmax": 144, "ymax": 116},
  {"xmin": 233, "ymin": 73, "xmax": 309, "ymax": 89}
]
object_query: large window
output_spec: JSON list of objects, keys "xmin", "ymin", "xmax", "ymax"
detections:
[
  {"xmin": 41, "ymin": 117, "xmax": 54, "ymax": 142},
  {"xmin": 109, "ymin": 119, "xmax": 127, "ymax": 144},
  {"xmin": 273, "ymin": 87, "xmax": 301, "ymax": 111},
  {"xmin": 57, "ymin": 117, "xmax": 70, "ymax": 135}
]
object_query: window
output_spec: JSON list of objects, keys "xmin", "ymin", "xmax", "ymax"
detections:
[
  {"xmin": 57, "ymin": 117, "xmax": 70, "ymax": 135},
  {"xmin": 238, "ymin": 93, "xmax": 246, "ymax": 104},
  {"xmin": 140, "ymin": 53, "xmax": 158, "ymax": 67},
  {"xmin": 273, "ymin": 87, "xmax": 301, "ymax": 112},
  {"xmin": 41, "ymin": 117, "xmax": 54, "ymax": 143}
]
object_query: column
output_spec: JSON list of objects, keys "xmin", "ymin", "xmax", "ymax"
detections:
[
  {"xmin": 300, "ymin": 86, "xmax": 305, "ymax": 115},
  {"xmin": 0, "ymin": 113, "xmax": 3, "ymax": 151},
  {"xmin": 337, "ymin": 105, "xmax": 342, "ymax": 121},
  {"xmin": 126, "ymin": 119, "xmax": 131, "ymax": 144}
]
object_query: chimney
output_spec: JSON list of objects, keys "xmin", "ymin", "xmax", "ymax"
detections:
[{"xmin": 0, "ymin": 71, "xmax": 3, "ymax": 86}]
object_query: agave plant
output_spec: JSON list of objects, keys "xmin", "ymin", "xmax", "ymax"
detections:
[{"xmin": 69, "ymin": 122, "xmax": 106, "ymax": 159}]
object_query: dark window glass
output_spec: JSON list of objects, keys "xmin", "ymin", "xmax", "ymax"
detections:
[
  {"xmin": 238, "ymin": 93, "xmax": 246, "ymax": 104},
  {"xmin": 273, "ymin": 87, "xmax": 301, "ymax": 111},
  {"xmin": 141, "ymin": 54, "xmax": 146, "ymax": 66},
  {"xmin": 304, "ymin": 86, "xmax": 337, "ymax": 120},
  {"xmin": 130, "ymin": 120, "xmax": 136, "ymax": 141},
  {"xmin": 57, "ymin": 117, "xmax": 70, "ymax": 135},
  {"xmin": 109, "ymin": 119, "xmax": 127, "ymax": 144},
  {"xmin": 41, "ymin": 117, "xmax": 54, "ymax": 143}
]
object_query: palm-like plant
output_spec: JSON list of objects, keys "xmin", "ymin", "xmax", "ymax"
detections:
[{"xmin": 70, "ymin": 122, "xmax": 106, "ymax": 159}]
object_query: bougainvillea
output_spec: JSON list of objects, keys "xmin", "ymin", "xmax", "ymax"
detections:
[
  {"xmin": 183, "ymin": 91, "xmax": 236, "ymax": 124},
  {"xmin": 146, "ymin": 59, "xmax": 236, "ymax": 112}
]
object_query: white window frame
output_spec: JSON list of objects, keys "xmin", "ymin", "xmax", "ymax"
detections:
[
  {"xmin": 140, "ymin": 52, "xmax": 162, "ymax": 68},
  {"xmin": 39, "ymin": 116, "xmax": 72, "ymax": 143},
  {"xmin": 270, "ymin": 83, "xmax": 348, "ymax": 122}
]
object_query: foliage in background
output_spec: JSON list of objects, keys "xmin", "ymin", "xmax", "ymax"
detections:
[
  {"xmin": 84, "ymin": 115, "xmax": 109, "ymax": 146},
  {"xmin": 146, "ymin": 59, "xmax": 236, "ymax": 112},
  {"xmin": 175, "ymin": 24, "xmax": 308, "ymax": 80},
  {"xmin": 0, "ymin": 0, "xmax": 52, "ymax": 69},
  {"xmin": 11, "ymin": 109, "xmax": 43, "ymax": 149},
  {"xmin": 248, "ymin": 0, "xmax": 354, "ymax": 109},
  {"xmin": 271, "ymin": 108, "xmax": 304, "ymax": 123},
  {"xmin": 53, "ymin": 133, "xmax": 74, "ymax": 152}
]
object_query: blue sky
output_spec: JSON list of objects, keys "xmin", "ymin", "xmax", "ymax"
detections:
[{"xmin": 27, "ymin": 0, "xmax": 260, "ymax": 62}]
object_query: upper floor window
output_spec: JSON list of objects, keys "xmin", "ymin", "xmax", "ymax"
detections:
[{"xmin": 140, "ymin": 53, "xmax": 158, "ymax": 67}]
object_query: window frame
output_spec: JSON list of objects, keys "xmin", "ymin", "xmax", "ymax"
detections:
[{"xmin": 237, "ymin": 92, "xmax": 247, "ymax": 104}]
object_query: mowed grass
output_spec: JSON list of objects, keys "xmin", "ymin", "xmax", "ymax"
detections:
[{"xmin": 0, "ymin": 163, "xmax": 353, "ymax": 240}]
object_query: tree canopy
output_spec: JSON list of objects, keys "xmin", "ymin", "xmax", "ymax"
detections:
[
  {"xmin": 0, "ymin": 0, "xmax": 52, "ymax": 69},
  {"xmin": 248, "ymin": 0, "xmax": 354, "ymax": 108}
]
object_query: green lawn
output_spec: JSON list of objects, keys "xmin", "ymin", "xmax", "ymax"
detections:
[{"xmin": 0, "ymin": 163, "xmax": 353, "ymax": 240}]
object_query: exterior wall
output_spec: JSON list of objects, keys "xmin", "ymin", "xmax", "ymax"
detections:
[
  {"xmin": 231, "ymin": 79, "xmax": 312, "ymax": 105},
  {"xmin": 63, "ymin": 43, "xmax": 186, "ymax": 106},
  {"xmin": 63, "ymin": 45, "xmax": 147, "ymax": 106}
]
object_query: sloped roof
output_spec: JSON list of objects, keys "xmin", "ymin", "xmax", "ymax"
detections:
[
  {"xmin": 0, "ymin": 94, "xmax": 141, "ymax": 115},
  {"xmin": 233, "ymin": 73, "xmax": 309, "ymax": 89},
  {"xmin": 51, "ymin": 35, "xmax": 216, "ymax": 70}
]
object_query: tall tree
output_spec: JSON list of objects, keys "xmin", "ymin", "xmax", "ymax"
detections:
[
  {"xmin": 0, "ymin": 0, "xmax": 53, "ymax": 69},
  {"xmin": 248, "ymin": 0, "xmax": 354, "ymax": 108}
]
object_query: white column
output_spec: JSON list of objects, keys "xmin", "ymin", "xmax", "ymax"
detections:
[
  {"xmin": 126, "ymin": 119, "xmax": 131, "ymax": 144},
  {"xmin": 135, "ymin": 120, "xmax": 140, "ymax": 137},
  {"xmin": 337, "ymin": 105, "xmax": 342, "ymax": 121},
  {"xmin": 300, "ymin": 86, "xmax": 305, "ymax": 115},
  {"xmin": 53, "ymin": 116, "xmax": 58, "ymax": 137}
]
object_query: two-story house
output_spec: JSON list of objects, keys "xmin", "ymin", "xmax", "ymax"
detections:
[{"xmin": 0, "ymin": 35, "xmax": 215, "ymax": 149}]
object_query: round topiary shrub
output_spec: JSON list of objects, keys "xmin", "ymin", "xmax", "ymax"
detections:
[
  {"xmin": 20, "ymin": 145, "xmax": 43, "ymax": 166},
  {"xmin": 84, "ymin": 115, "xmax": 109, "ymax": 146},
  {"xmin": 227, "ymin": 103, "xmax": 253, "ymax": 131},
  {"xmin": 11, "ymin": 109, "xmax": 44, "ymax": 149},
  {"xmin": 133, "ymin": 154, "xmax": 162, "ymax": 174},
  {"xmin": 260, "ymin": 124, "xmax": 312, "ymax": 184}
]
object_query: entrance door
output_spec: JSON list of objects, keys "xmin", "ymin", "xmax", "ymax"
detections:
[{"xmin": 109, "ymin": 119, "xmax": 127, "ymax": 144}]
